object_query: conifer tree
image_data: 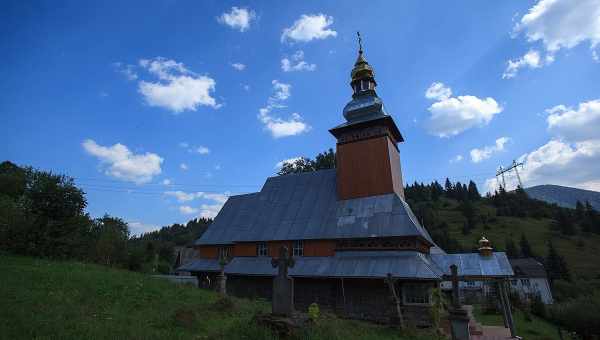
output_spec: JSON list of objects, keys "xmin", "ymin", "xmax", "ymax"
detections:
[
  {"xmin": 545, "ymin": 240, "xmax": 571, "ymax": 282},
  {"xmin": 520, "ymin": 233, "xmax": 534, "ymax": 257},
  {"xmin": 505, "ymin": 238, "xmax": 519, "ymax": 258},
  {"xmin": 467, "ymin": 180, "xmax": 481, "ymax": 200}
]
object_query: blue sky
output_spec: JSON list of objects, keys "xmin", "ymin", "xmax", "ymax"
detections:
[{"xmin": 2, "ymin": 0, "xmax": 600, "ymax": 235}]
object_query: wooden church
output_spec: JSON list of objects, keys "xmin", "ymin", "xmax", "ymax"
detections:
[{"xmin": 179, "ymin": 41, "xmax": 513, "ymax": 326}]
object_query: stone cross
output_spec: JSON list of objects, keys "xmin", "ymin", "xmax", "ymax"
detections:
[
  {"xmin": 448, "ymin": 264, "xmax": 470, "ymax": 340},
  {"xmin": 271, "ymin": 246, "xmax": 295, "ymax": 316},
  {"xmin": 450, "ymin": 264, "xmax": 461, "ymax": 308}
]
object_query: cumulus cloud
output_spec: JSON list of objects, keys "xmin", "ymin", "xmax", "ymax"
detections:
[
  {"xmin": 179, "ymin": 205, "xmax": 199, "ymax": 215},
  {"xmin": 281, "ymin": 14, "xmax": 337, "ymax": 43},
  {"xmin": 547, "ymin": 99, "xmax": 600, "ymax": 141},
  {"xmin": 82, "ymin": 139, "xmax": 163, "ymax": 184},
  {"xmin": 180, "ymin": 163, "xmax": 189, "ymax": 171},
  {"xmin": 217, "ymin": 7, "xmax": 256, "ymax": 32},
  {"xmin": 137, "ymin": 57, "xmax": 218, "ymax": 113},
  {"xmin": 167, "ymin": 191, "xmax": 229, "ymax": 218},
  {"xmin": 470, "ymin": 137, "xmax": 510, "ymax": 163},
  {"xmin": 165, "ymin": 191, "xmax": 228, "ymax": 203},
  {"xmin": 281, "ymin": 50, "xmax": 316, "ymax": 72},
  {"xmin": 231, "ymin": 63, "xmax": 246, "ymax": 71},
  {"xmin": 484, "ymin": 98, "xmax": 600, "ymax": 193},
  {"xmin": 502, "ymin": 50, "xmax": 543, "ymax": 79},
  {"xmin": 162, "ymin": 179, "xmax": 172, "ymax": 186},
  {"xmin": 424, "ymin": 82, "xmax": 503, "ymax": 137},
  {"xmin": 128, "ymin": 221, "xmax": 160, "ymax": 236},
  {"xmin": 257, "ymin": 80, "xmax": 309, "ymax": 138},
  {"xmin": 425, "ymin": 82, "xmax": 452, "ymax": 101},
  {"xmin": 275, "ymin": 157, "xmax": 304, "ymax": 168},
  {"xmin": 505, "ymin": 0, "xmax": 600, "ymax": 78}
]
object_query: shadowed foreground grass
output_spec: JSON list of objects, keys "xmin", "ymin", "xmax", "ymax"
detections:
[
  {"xmin": 0, "ymin": 255, "xmax": 441, "ymax": 340},
  {"xmin": 472, "ymin": 305, "xmax": 566, "ymax": 340}
]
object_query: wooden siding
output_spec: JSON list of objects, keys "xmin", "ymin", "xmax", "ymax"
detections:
[
  {"xmin": 336, "ymin": 135, "xmax": 403, "ymax": 200},
  {"xmin": 198, "ymin": 246, "xmax": 218, "ymax": 259}
]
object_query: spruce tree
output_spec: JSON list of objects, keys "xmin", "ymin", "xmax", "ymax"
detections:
[
  {"xmin": 520, "ymin": 233, "xmax": 534, "ymax": 257},
  {"xmin": 545, "ymin": 240, "xmax": 571, "ymax": 282},
  {"xmin": 467, "ymin": 181, "xmax": 481, "ymax": 200},
  {"xmin": 505, "ymin": 238, "xmax": 519, "ymax": 258},
  {"xmin": 444, "ymin": 178, "xmax": 453, "ymax": 195}
]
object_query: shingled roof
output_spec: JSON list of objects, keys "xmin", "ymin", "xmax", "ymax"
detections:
[{"xmin": 196, "ymin": 169, "xmax": 434, "ymax": 245}]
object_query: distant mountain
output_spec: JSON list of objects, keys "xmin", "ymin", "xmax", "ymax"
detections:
[{"xmin": 525, "ymin": 184, "xmax": 600, "ymax": 210}]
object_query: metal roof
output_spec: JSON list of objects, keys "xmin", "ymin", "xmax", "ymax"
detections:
[
  {"xmin": 179, "ymin": 251, "xmax": 512, "ymax": 280},
  {"xmin": 177, "ymin": 258, "xmax": 221, "ymax": 272},
  {"xmin": 430, "ymin": 252, "xmax": 514, "ymax": 278},
  {"xmin": 196, "ymin": 169, "xmax": 433, "ymax": 245},
  {"xmin": 509, "ymin": 258, "xmax": 547, "ymax": 278}
]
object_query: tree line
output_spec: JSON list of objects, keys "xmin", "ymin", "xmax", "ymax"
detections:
[{"xmin": 0, "ymin": 161, "xmax": 210, "ymax": 273}]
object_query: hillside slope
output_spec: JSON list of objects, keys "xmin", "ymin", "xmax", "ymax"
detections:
[
  {"xmin": 0, "ymin": 255, "xmax": 440, "ymax": 340},
  {"xmin": 525, "ymin": 185, "xmax": 600, "ymax": 210}
]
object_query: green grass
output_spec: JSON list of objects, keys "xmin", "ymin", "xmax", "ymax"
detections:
[
  {"xmin": 0, "ymin": 255, "xmax": 440, "ymax": 340},
  {"xmin": 472, "ymin": 305, "xmax": 568, "ymax": 340},
  {"xmin": 435, "ymin": 198, "xmax": 600, "ymax": 278}
]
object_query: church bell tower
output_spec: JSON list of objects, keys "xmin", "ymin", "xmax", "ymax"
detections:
[{"xmin": 330, "ymin": 33, "xmax": 405, "ymax": 201}]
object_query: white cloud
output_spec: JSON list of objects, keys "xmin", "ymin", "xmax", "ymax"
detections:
[
  {"xmin": 138, "ymin": 57, "xmax": 218, "ymax": 113},
  {"xmin": 162, "ymin": 179, "xmax": 172, "ymax": 186},
  {"xmin": 505, "ymin": 0, "xmax": 600, "ymax": 77},
  {"xmin": 198, "ymin": 203, "xmax": 223, "ymax": 219},
  {"xmin": 82, "ymin": 139, "xmax": 163, "ymax": 184},
  {"xmin": 112, "ymin": 62, "xmax": 138, "ymax": 81},
  {"xmin": 281, "ymin": 50, "xmax": 316, "ymax": 72},
  {"xmin": 270, "ymin": 80, "xmax": 291, "ymax": 101},
  {"xmin": 166, "ymin": 191, "xmax": 229, "ymax": 204},
  {"xmin": 484, "ymin": 98, "xmax": 600, "ymax": 193},
  {"xmin": 425, "ymin": 83, "xmax": 503, "ymax": 137},
  {"xmin": 502, "ymin": 50, "xmax": 543, "ymax": 79},
  {"xmin": 259, "ymin": 112, "xmax": 310, "ymax": 138},
  {"xmin": 513, "ymin": 139, "xmax": 600, "ymax": 192},
  {"xmin": 180, "ymin": 163, "xmax": 189, "ymax": 171},
  {"xmin": 195, "ymin": 146, "xmax": 210, "ymax": 155},
  {"xmin": 425, "ymin": 82, "xmax": 452, "ymax": 101},
  {"xmin": 547, "ymin": 99, "xmax": 600, "ymax": 141},
  {"xmin": 281, "ymin": 14, "xmax": 337, "ymax": 43},
  {"xmin": 231, "ymin": 63, "xmax": 246, "ymax": 71},
  {"xmin": 275, "ymin": 157, "xmax": 303, "ymax": 168},
  {"xmin": 170, "ymin": 191, "xmax": 229, "ymax": 218},
  {"xmin": 449, "ymin": 155, "xmax": 464, "ymax": 164},
  {"xmin": 128, "ymin": 221, "xmax": 160, "ymax": 236},
  {"xmin": 470, "ymin": 137, "xmax": 510, "ymax": 163},
  {"xmin": 179, "ymin": 205, "xmax": 199, "ymax": 215},
  {"xmin": 257, "ymin": 80, "xmax": 310, "ymax": 138},
  {"xmin": 217, "ymin": 7, "xmax": 256, "ymax": 32}
]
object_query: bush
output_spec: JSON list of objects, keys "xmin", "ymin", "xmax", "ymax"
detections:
[
  {"xmin": 549, "ymin": 293, "xmax": 600, "ymax": 338},
  {"xmin": 530, "ymin": 294, "xmax": 546, "ymax": 319}
]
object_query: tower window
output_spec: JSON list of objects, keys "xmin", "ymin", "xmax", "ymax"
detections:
[
  {"xmin": 257, "ymin": 242, "xmax": 268, "ymax": 257},
  {"xmin": 293, "ymin": 240, "xmax": 304, "ymax": 257}
]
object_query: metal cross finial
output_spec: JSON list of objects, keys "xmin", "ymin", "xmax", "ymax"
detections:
[{"xmin": 357, "ymin": 31, "xmax": 363, "ymax": 53}]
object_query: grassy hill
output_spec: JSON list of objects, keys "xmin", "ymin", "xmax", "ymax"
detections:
[
  {"xmin": 0, "ymin": 255, "xmax": 444, "ymax": 340},
  {"xmin": 422, "ymin": 197, "xmax": 600, "ymax": 278}
]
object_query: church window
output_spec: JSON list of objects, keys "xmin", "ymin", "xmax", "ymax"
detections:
[
  {"xmin": 402, "ymin": 283, "xmax": 432, "ymax": 305},
  {"xmin": 257, "ymin": 242, "xmax": 268, "ymax": 257},
  {"xmin": 293, "ymin": 240, "xmax": 304, "ymax": 257}
]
